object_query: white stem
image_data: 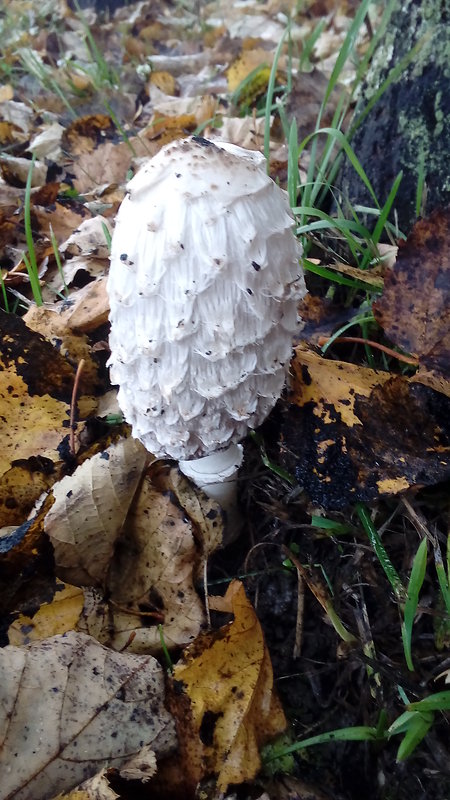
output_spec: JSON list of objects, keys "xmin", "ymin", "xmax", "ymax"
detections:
[{"xmin": 179, "ymin": 443, "xmax": 243, "ymax": 537}]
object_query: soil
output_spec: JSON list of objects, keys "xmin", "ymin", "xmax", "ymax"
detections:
[{"xmin": 208, "ymin": 431, "xmax": 450, "ymax": 800}]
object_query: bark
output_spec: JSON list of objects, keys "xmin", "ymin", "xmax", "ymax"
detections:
[{"xmin": 335, "ymin": 0, "xmax": 450, "ymax": 236}]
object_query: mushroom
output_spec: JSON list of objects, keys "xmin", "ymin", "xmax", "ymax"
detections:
[{"xmin": 107, "ymin": 136, "xmax": 305, "ymax": 528}]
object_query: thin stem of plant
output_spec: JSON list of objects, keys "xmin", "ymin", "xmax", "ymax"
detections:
[
  {"xmin": 69, "ymin": 358, "xmax": 85, "ymax": 456},
  {"xmin": 318, "ymin": 336, "xmax": 419, "ymax": 365}
]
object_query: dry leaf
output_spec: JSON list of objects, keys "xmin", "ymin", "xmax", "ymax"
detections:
[
  {"xmin": 61, "ymin": 115, "xmax": 117, "ymax": 157},
  {"xmin": 227, "ymin": 48, "xmax": 272, "ymax": 94},
  {"xmin": 0, "ymin": 631, "xmax": 176, "ymax": 800},
  {"xmin": 169, "ymin": 580, "xmax": 287, "ymax": 793},
  {"xmin": 105, "ymin": 465, "xmax": 206, "ymax": 653},
  {"xmin": 151, "ymin": 464, "xmax": 224, "ymax": 559},
  {"xmin": 0, "ymin": 154, "xmax": 46, "ymax": 187},
  {"xmin": 0, "ymin": 311, "xmax": 89, "ymax": 525},
  {"xmin": 64, "ymin": 278, "xmax": 110, "ymax": 333},
  {"xmin": 23, "ymin": 305, "xmax": 103, "ymax": 396},
  {"xmin": 45, "ymin": 438, "xmax": 148, "ymax": 587}
]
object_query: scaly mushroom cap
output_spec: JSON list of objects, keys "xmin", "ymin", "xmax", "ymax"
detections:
[{"xmin": 108, "ymin": 136, "xmax": 305, "ymax": 460}]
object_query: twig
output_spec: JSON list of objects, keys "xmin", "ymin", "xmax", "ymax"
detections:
[
  {"xmin": 318, "ymin": 336, "xmax": 419, "ymax": 365},
  {"xmin": 69, "ymin": 358, "xmax": 85, "ymax": 456}
]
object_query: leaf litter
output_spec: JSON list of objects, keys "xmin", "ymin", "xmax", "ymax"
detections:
[{"xmin": 0, "ymin": 0, "xmax": 449, "ymax": 798}]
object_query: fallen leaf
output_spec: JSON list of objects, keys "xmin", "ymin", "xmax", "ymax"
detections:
[
  {"xmin": 373, "ymin": 208, "xmax": 450, "ymax": 396},
  {"xmin": 0, "ymin": 154, "xmax": 46, "ymax": 187},
  {"xmin": 61, "ymin": 115, "xmax": 117, "ymax": 157},
  {"xmin": 275, "ymin": 342, "xmax": 450, "ymax": 509},
  {"xmin": 227, "ymin": 48, "xmax": 272, "ymax": 96},
  {"xmin": 149, "ymin": 70, "xmax": 178, "ymax": 96},
  {"xmin": 64, "ymin": 278, "xmax": 110, "ymax": 333},
  {"xmin": 105, "ymin": 464, "xmax": 207, "ymax": 653},
  {"xmin": 151, "ymin": 463, "xmax": 224, "ymax": 560},
  {"xmin": 0, "ymin": 631, "xmax": 176, "ymax": 800},
  {"xmin": 23, "ymin": 305, "xmax": 103, "ymax": 396},
  {"xmin": 8, "ymin": 582, "xmax": 84, "ymax": 645},
  {"xmin": 0, "ymin": 311, "xmax": 83, "ymax": 523},
  {"xmin": 0, "ymin": 459, "xmax": 60, "ymax": 528},
  {"xmin": 168, "ymin": 580, "xmax": 287, "ymax": 793},
  {"xmin": 45, "ymin": 438, "xmax": 148, "ymax": 587},
  {"xmin": 0, "ymin": 498, "xmax": 56, "ymax": 620}
]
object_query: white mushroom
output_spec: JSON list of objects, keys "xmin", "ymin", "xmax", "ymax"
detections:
[{"xmin": 107, "ymin": 136, "xmax": 305, "ymax": 522}]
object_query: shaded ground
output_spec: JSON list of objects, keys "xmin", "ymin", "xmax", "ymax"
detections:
[{"xmin": 221, "ymin": 434, "xmax": 450, "ymax": 799}]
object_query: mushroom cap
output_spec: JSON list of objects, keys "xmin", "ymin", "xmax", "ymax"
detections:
[{"xmin": 108, "ymin": 136, "xmax": 305, "ymax": 460}]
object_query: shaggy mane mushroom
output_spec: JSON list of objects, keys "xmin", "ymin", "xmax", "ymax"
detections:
[{"xmin": 107, "ymin": 136, "xmax": 306, "ymax": 527}]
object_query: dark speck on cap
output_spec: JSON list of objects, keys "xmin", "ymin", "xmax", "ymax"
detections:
[{"xmin": 192, "ymin": 135, "xmax": 216, "ymax": 148}]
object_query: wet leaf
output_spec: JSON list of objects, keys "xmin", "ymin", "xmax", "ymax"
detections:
[
  {"xmin": 373, "ymin": 208, "xmax": 450, "ymax": 396},
  {"xmin": 168, "ymin": 580, "xmax": 286, "ymax": 793},
  {"xmin": 277, "ymin": 343, "xmax": 450, "ymax": 509}
]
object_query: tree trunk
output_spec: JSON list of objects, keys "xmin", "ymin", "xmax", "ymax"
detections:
[{"xmin": 335, "ymin": 0, "xmax": 450, "ymax": 236}]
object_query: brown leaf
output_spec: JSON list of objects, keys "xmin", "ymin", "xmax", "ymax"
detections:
[
  {"xmin": 23, "ymin": 305, "xmax": 103, "ymax": 396},
  {"xmin": 151, "ymin": 463, "xmax": 224, "ymax": 559},
  {"xmin": 105, "ymin": 465, "xmax": 206, "ymax": 653},
  {"xmin": 373, "ymin": 208, "xmax": 450, "ymax": 396},
  {"xmin": 0, "ymin": 631, "xmax": 176, "ymax": 800},
  {"xmin": 45, "ymin": 438, "xmax": 148, "ymax": 587},
  {"xmin": 61, "ymin": 115, "xmax": 117, "ymax": 156},
  {"xmin": 63, "ymin": 278, "xmax": 110, "ymax": 334}
]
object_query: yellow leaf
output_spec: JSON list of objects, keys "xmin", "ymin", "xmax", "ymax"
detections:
[
  {"xmin": 8, "ymin": 582, "xmax": 84, "ymax": 645},
  {"xmin": 149, "ymin": 70, "xmax": 177, "ymax": 96},
  {"xmin": 227, "ymin": 48, "xmax": 272, "ymax": 93},
  {"xmin": 170, "ymin": 580, "xmax": 286, "ymax": 792}
]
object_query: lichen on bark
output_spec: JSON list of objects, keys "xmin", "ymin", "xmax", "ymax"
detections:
[{"xmin": 335, "ymin": 0, "xmax": 450, "ymax": 236}]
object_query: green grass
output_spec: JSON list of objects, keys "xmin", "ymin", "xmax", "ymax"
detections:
[
  {"xmin": 262, "ymin": 688, "xmax": 450, "ymax": 767},
  {"xmin": 23, "ymin": 153, "xmax": 43, "ymax": 306}
]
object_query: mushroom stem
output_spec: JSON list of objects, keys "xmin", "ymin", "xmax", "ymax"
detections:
[{"xmin": 179, "ymin": 443, "xmax": 244, "ymax": 535}]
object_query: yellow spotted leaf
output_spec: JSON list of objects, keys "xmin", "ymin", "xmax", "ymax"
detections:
[
  {"xmin": 276, "ymin": 342, "xmax": 450, "ymax": 509},
  {"xmin": 169, "ymin": 580, "xmax": 286, "ymax": 792},
  {"xmin": 8, "ymin": 582, "xmax": 84, "ymax": 645}
]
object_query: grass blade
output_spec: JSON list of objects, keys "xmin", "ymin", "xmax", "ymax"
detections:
[
  {"xmin": 401, "ymin": 538, "xmax": 427, "ymax": 671},
  {"xmin": 24, "ymin": 154, "xmax": 43, "ymax": 306},
  {"xmin": 356, "ymin": 503, "xmax": 405, "ymax": 601}
]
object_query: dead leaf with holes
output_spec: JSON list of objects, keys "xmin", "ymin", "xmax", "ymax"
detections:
[
  {"xmin": 0, "ymin": 631, "xmax": 176, "ymax": 800},
  {"xmin": 166, "ymin": 580, "xmax": 286, "ymax": 794},
  {"xmin": 274, "ymin": 342, "xmax": 450, "ymax": 509},
  {"xmin": 373, "ymin": 208, "xmax": 450, "ymax": 397}
]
